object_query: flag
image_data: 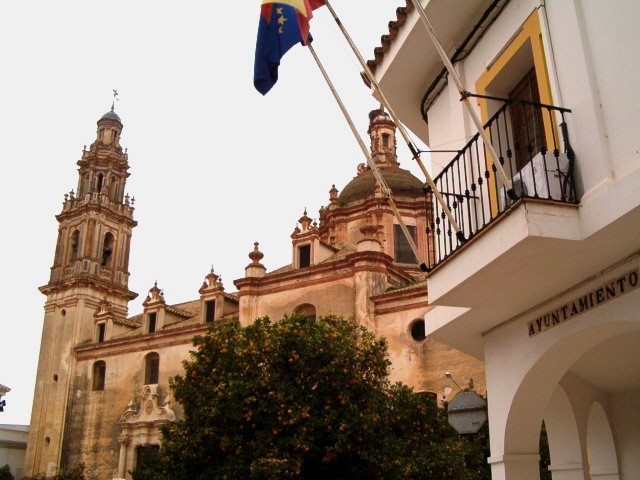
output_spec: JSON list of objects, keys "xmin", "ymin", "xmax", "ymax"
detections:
[{"xmin": 254, "ymin": 0, "xmax": 325, "ymax": 95}]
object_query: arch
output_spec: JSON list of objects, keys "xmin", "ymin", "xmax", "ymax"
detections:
[
  {"xmin": 587, "ymin": 402, "xmax": 619, "ymax": 479},
  {"xmin": 82, "ymin": 173, "xmax": 91, "ymax": 197},
  {"xmin": 409, "ymin": 318, "xmax": 426, "ymax": 342},
  {"xmin": 543, "ymin": 385, "xmax": 584, "ymax": 477},
  {"xmin": 294, "ymin": 303, "xmax": 316, "ymax": 322},
  {"xmin": 68, "ymin": 229, "xmax": 80, "ymax": 262},
  {"xmin": 144, "ymin": 352, "xmax": 160, "ymax": 385},
  {"xmin": 92, "ymin": 361, "xmax": 106, "ymax": 391},
  {"xmin": 96, "ymin": 173, "xmax": 104, "ymax": 193},
  {"xmin": 102, "ymin": 232, "xmax": 115, "ymax": 267},
  {"xmin": 486, "ymin": 314, "xmax": 640, "ymax": 480},
  {"xmin": 501, "ymin": 321, "xmax": 640, "ymax": 456},
  {"xmin": 109, "ymin": 174, "xmax": 118, "ymax": 201},
  {"xmin": 118, "ymin": 385, "xmax": 175, "ymax": 478}
]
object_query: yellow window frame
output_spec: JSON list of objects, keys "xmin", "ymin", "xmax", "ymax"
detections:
[{"xmin": 475, "ymin": 10, "xmax": 556, "ymax": 213}]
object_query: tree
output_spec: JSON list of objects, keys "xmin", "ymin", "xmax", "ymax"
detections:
[
  {"xmin": 0, "ymin": 465, "xmax": 14, "ymax": 480},
  {"xmin": 132, "ymin": 315, "xmax": 478, "ymax": 479},
  {"xmin": 23, "ymin": 463, "xmax": 85, "ymax": 480}
]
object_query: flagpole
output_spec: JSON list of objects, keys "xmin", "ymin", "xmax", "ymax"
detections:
[
  {"xmin": 408, "ymin": 0, "xmax": 516, "ymax": 199},
  {"xmin": 322, "ymin": 0, "xmax": 466, "ymax": 243},
  {"xmin": 307, "ymin": 41, "xmax": 427, "ymax": 270}
]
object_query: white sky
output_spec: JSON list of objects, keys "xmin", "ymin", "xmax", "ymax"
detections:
[{"xmin": 0, "ymin": 1, "xmax": 430, "ymax": 425}]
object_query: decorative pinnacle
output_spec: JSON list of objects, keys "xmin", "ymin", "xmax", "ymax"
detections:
[{"xmin": 111, "ymin": 89, "xmax": 119, "ymax": 111}]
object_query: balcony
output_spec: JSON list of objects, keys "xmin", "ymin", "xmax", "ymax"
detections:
[
  {"xmin": 421, "ymin": 98, "xmax": 584, "ymax": 357},
  {"xmin": 424, "ymin": 97, "xmax": 576, "ymax": 272}
]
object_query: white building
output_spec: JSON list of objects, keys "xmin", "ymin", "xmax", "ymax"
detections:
[
  {"xmin": 369, "ymin": 0, "xmax": 640, "ymax": 479},
  {"xmin": 1, "ymin": 384, "xmax": 28, "ymax": 479}
]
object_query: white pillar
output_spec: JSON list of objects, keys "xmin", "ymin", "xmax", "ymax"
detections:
[
  {"xmin": 589, "ymin": 470, "xmax": 619, "ymax": 480},
  {"xmin": 488, "ymin": 454, "xmax": 540, "ymax": 480},
  {"xmin": 117, "ymin": 435, "xmax": 129, "ymax": 479},
  {"xmin": 548, "ymin": 463, "xmax": 584, "ymax": 480}
]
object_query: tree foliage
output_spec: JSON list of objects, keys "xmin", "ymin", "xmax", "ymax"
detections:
[
  {"xmin": 133, "ymin": 315, "xmax": 485, "ymax": 479},
  {"xmin": 0, "ymin": 465, "xmax": 14, "ymax": 480},
  {"xmin": 24, "ymin": 463, "xmax": 86, "ymax": 480}
]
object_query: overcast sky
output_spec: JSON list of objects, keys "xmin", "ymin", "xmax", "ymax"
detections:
[{"xmin": 0, "ymin": 1, "xmax": 431, "ymax": 425}]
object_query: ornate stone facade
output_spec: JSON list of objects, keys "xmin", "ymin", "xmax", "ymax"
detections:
[{"xmin": 24, "ymin": 108, "xmax": 485, "ymax": 479}]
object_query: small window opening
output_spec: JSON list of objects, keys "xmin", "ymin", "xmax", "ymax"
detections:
[
  {"xmin": 205, "ymin": 300, "xmax": 216, "ymax": 323},
  {"xmin": 298, "ymin": 244, "xmax": 311, "ymax": 268},
  {"xmin": 410, "ymin": 319, "xmax": 426, "ymax": 342},
  {"xmin": 148, "ymin": 312, "xmax": 157, "ymax": 333},
  {"xmin": 92, "ymin": 361, "xmax": 106, "ymax": 391},
  {"xmin": 382, "ymin": 133, "xmax": 390, "ymax": 148},
  {"xmin": 96, "ymin": 174, "xmax": 104, "ymax": 193},
  {"xmin": 394, "ymin": 224, "xmax": 418, "ymax": 264},
  {"xmin": 294, "ymin": 303, "xmax": 316, "ymax": 322},
  {"xmin": 97, "ymin": 323, "xmax": 106, "ymax": 343},
  {"xmin": 102, "ymin": 232, "xmax": 115, "ymax": 267},
  {"xmin": 69, "ymin": 230, "xmax": 80, "ymax": 262},
  {"xmin": 110, "ymin": 175, "xmax": 118, "ymax": 201},
  {"xmin": 145, "ymin": 353, "xmax": 160, "ymax": 384}
]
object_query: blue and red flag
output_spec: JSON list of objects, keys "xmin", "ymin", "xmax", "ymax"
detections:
[{"xmin": 254, "ymin": 0, "xmax": 325, "ymax": 95}]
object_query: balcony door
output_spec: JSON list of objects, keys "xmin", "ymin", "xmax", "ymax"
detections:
[{"xmin": 509, "ymin": 68, "xmax": 547, "ymax": 172}]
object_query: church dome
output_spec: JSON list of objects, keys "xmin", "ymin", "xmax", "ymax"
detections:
[
  {"xmin": 338, "ymin": 167, "xmax": 425, "ymax": 204},
  {"xmin": 101, "ymin": 110, "xmax": 122, "ymax": 123}
]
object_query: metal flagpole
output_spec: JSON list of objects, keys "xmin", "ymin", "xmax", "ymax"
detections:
[
  {"xmin": 408, "ymin": 0, "xmax": 516, "ymax": 199},
  {"xmin": 307, "ymin": 41, "xmax": 427, "ymax": 270},
  {"xmin": 322, "ymin": 0, "xmax": 466, "ymax": 243}
]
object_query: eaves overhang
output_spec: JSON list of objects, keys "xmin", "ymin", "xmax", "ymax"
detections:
[
  {"xmin": 424, "ymin": 199, "xmax": 640, "ymax": 359},
  {"xmin": 369, "ymin": 0, "xmax": 501, "ymax": 146}
]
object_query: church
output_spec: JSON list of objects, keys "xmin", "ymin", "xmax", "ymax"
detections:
[{"xmin": 23, "ymin": 106, "xmax": 485, "ymax": 479}]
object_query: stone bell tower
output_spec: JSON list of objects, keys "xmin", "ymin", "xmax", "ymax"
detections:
[{"xmin": 24, "ymin": 107, "xmax": 138, "ymax": 478}]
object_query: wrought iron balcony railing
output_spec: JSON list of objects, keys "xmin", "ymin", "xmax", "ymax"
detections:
[{"xmin": 424, "ymin": 97, "xmax": 576, "ymax": 271}]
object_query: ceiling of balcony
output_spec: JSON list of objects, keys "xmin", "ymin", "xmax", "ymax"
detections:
[
  {"xmin": 373, "ymin": 0, "xmax": 500, "ymax": 145},
  {"xmin": 424, "ymin": 199, "xmax": 640, "ymax": 396}
]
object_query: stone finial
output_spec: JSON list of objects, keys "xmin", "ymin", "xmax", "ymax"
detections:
[
  {"xmin": 249, "ymin": 242, "xmax": 264, "ymax": 264},
  {"xmin": 199, "ymin": 266, "xmax": 224, "ymax": 295},
  {"xmin": 205, "ymin": 266, "xmax": 219, "ymax": 284},
  {"xmin": 357, "ymin": 222, "xmax": 382, "ymax": 252},
  {"xmin": 149, "ymin": 281, "xmax": 164, "ymax": 301},
  {"xmin": 298, "ymin": 208, "xmax": 312, "ymax": 231},
  {"xmin": 329, "ymin": 184, "xmax": 338, "ymax": 204},
  {"xmin": 245, "ymin": 242, "xmax": 267, "ymax": 278}
]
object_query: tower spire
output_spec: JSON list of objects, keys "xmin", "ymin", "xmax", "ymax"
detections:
[
  {"xmin": 26, "ymin": 108, "xmax": 138, "ymax": 477},
  {"xmin": 112, "ymin": 88, "xmax": 119, "ymax": 111}
]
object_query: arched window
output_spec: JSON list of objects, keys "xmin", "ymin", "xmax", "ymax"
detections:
[
  {"xmin": 102, "ymin": 232, "xmax": 115, "ymax": 267},
  {"xmin": 109, "ymin": 175, "xmax": 118, "ymax": 201},
  {"xmin": 69, "ymin": 230, "xmax": 80, "ymax": 262},
  {"xmin": 96, "ymin": 173, "xmax": 104, "ymax": 193},
  {"xmin": 409, "ymin": 319, "xmax": 426, "ymax": 342},
  {"xmin": 144, "ymin": 353, "xmax": 160, "ymax": 385},
  {"xmin": 92, "ymin": 361, "xmax": 106, "ymax": 391},
  {"xmin": 294, "ymin": 304, "xmax": 316, "ymax": 322},
  {"xmin": 83, "ymin": 173, "xmax": 91, "ymax": 197}
]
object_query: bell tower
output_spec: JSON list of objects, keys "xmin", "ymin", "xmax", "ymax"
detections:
[
  {"xmin": 367, "ymin": 106, "xmax": 398, "ymax": 167},
  {"xmin": 24, "ymin": 107, "xmax": 138, "ymax": 478}
]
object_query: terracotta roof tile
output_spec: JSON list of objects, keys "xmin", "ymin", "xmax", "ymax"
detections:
[{"xmin": 366, "ymin": 2, "xmax": 413, "ymax": 77}]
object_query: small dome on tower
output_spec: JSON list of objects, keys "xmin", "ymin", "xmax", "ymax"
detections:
[{"xmin": 101, "ymin": 110, "xmax": 122, "ymax": 123}]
